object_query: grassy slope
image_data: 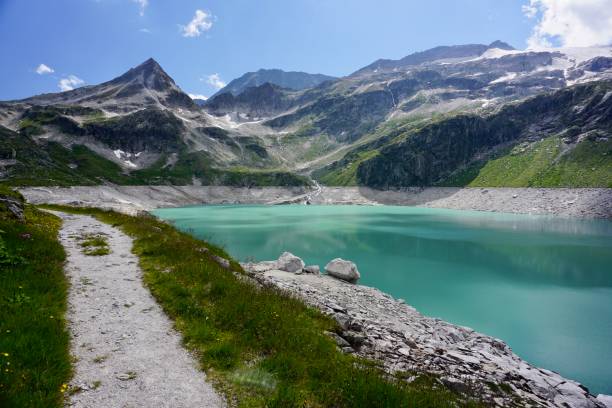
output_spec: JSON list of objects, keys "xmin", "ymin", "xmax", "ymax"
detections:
[
  {"xmin": 43, "ymin": 205, "xmax": 481, "ymax": 408},
  {"xmin": 317, "ymin": 149, "xmax": 379, "ymax": 186},
  {"xmin": 439, "ymin": 136, "xmax": 612, "ymax": 188},
  {"xmin": 0, "ymin": 188, "xmax": 71, "ymax": 407}
]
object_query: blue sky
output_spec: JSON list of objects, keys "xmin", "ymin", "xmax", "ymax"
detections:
[{"xmin": 0, "ymin": 0, "xmax": 609, "ymax": 100}]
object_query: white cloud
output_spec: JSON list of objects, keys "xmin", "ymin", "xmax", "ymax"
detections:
[
  {"xmin": 206, "ymin": 73, "xmax": 226, "ymax": 89},
  {"xmin": 132, "ymin": 0, "xmax": 148, "ymax": 16},
  {"xmin": 523, "ymin": 0, "xmax": 612, "ymax": 48},
  {"xmin": 181, "ymin": 9, "xmax": 213, "ymax": 37},
  {"xmin": 139, "ymin": 28, "xmax": 151, "ymax": 34},
  {"xmin": 35, "ymin": 63, "xmax": 54, "ymax": 75},
  {"xmin": 58, "ymin": 75, "xmax": 85, "ymax": 91},
  {"xmin": 188, "ymin": 93, "xmax": 208, "ymax": 100}
]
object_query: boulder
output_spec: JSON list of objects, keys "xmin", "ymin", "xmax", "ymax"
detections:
[
  {"xmin": 325, "ymin": 258, "xmax": 360, "ymax": 283},
  {"xmin": 597, "ymin": 395, "xmax": 612, "ymax": 408},
  {"xmin": 303, "ymin": 265, "xmax": 320, "ymax": 275},
  {"xmin": 277, "ymin": 252, "xmax": 305, "ymax": 273}
]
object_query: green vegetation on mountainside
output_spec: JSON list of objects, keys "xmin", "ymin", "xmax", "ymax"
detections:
[
  {"xmin": 438, "ymin": 136, "xmax": 612, "ymax": 188},
  {"xmin": 317, "ymin": 81, "xmax": 612, "ymax": 188},
  {"xmin": 0, "ymin": 188, "xmax": 71, "ymax": 407},
  {"xmin": 313, "ymin": 116, "xmax": 432, "ymax": 186},
  {"xmin": 44, "ymin": 204, "xmax": 484, "ymax": 408},
  {"xmin": 0, "ymin": 126, "xmax": 309, "ymax": 188}
]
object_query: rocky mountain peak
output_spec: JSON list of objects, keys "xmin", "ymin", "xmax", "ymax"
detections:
[
  {"xmin": 110, "ymin": 58, "xmax": 177, "ymax": 92},
  {"xmin": 488, "ymin": 40, "xmax": 515, "ymax": 50}
]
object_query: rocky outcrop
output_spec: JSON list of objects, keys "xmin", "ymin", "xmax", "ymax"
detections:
[
  {"xmin": 0, "ymin": 195, "xmax": 24, "ymax": 220},
  {"xmin": 325, "ymin": 258, "xmax": 360, "ymax": 283},
  {"xmin": 242, "ymin": 260, "xmax": 607, "ymax": 407}
]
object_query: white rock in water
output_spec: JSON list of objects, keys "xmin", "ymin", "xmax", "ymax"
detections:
[
  {"xmin": 325, "ymin": 258, "xmax": 360, "ymax": 283},
  {"xmin": 277, "ymin": 252, "xmax": 305, "ymax": 273}
]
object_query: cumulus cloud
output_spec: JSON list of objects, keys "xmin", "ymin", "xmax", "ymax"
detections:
[
  {"xmin": 181, "ymin": 9, "xmax": 213, "ymax": 37},
  {"xmin": 35, "ymin": 63, "xmax": 54, "ymax": 75},
  {"xmin": 523, "ymin": 0, "xmax": 612, "ymax": 48},
  {"xmin": 205, "ymin": 73, "xmax": 226, "ymax": 89},
  {"xmin": 188, "ymin": 93, "xmax": 208, "ymax": 100},
  {"xmin": 58, "ymin": 75, "xmax": 85, "ymax": 91},
  {"xmin": 132, "ymin": 0, "xmax": 148, "ymax": 16}
]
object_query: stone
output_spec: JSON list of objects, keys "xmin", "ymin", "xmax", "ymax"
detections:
[
  {"xmin": 325, "ymin": 331, "xmax": 350, "ymax": 347},
  {"xmin": 303, "ymin": 265, "xmax": 320, "ymax": 275},
  {"xmin": 325, "ymin": 258, "xmax": 360, "ymax": 283},
  {"xmin": 342, "ymin": 331, "xmax": 366, "ymax": 347},
  {"xmin": 597, "ymin": 394, "xmax": 612, "ymax": 408},
  {"xmin": 397, "ymin": 347, "xmax": 411, "ymax": 356},
  {"xmin": 211, "ymin": 255, "xmax": 230, "ymax": 270},
  {"xmin": 333, "ymin": 313, "xmax": 351, "ymax": 330},
  {"xmin": 242, "ymin": 260, "xmax": 278, "ymax": 274},
  {"xmin": 276, "ymin": 252, "xmax": 305, "ymax": 273}
]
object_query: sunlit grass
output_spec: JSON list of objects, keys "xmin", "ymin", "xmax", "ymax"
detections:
[{"xmin": 0, "ymin": 200, "xmax": 71, "ymax": 407}]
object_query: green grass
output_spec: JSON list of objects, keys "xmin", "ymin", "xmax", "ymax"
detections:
[
  {"xmin": 317, "ymin": 149, "xmax": 380, "ymax": 186},
  {"xmin": 449, "ymin": 136, "xmax": 612, "ymax": 188},
  {"xmin": 0, "ymin": 200, "xmax": 71, "ymax": 407},
  {"xmin": 42, "ymin": 205, "xmax": 482, "ymax": 407},
  {"xmin": 465, "ymin": 137, "xmax": 563, "ymax": 187},
  {"xmin": 78, "ymin": 233, "xmax": 111, "ymax": 256}
]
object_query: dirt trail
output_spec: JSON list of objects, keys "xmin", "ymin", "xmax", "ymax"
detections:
[{"xmin": 49, "ymin": 211, "xmax": 225, "ymax": 408}]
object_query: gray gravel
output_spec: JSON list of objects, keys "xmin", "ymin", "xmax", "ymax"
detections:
[
  {"xmin": 50, "ymin": 211, "xmax": 225, "ymax": 408},
  {"xmin": 21, "ymin": 185, "xmax": 612, "ymax": 218}
]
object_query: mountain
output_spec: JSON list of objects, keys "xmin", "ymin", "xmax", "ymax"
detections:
[
  {"xmin": 0, "ymin": 58, "xmax": 308, "ymax": 186},
  {"xmin": 1, "ymin": 43, "xmax": 611, "ymax": 188},
  {"xmin": 352, "ymin": 81, "xmax": 612, "ymax": 188},
  {"xmin": 205, "ymin": 83, "xmax": 301, "ymax": 119},
  {"xmin": 351, "ymin": 41, "xmax": 516, "ymax": 76},
  {"xmin": 20, "ymin": 58, "xmax": 197, "ymax": 113},
  {"xmin": 212, "ymin": 68, "xmax": 336, "ymax": 97}
]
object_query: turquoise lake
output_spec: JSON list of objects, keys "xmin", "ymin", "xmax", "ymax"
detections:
[{"xmin": 153, "ymin": 205, "xmax": 612, "ymax": 395}]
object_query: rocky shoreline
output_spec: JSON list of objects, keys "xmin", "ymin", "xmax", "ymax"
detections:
[
  {"xmin": 241, "ymin": 254, "xmax": 611, "ymax": 408},
  {"xmin": 18, "ymin": 185, "xmax": 612, "ymax": 218}
]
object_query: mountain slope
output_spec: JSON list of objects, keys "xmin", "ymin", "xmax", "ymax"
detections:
[
  {"xmin": 351, "ymin": 41, "xmax": 515, "ymax": 76},
  {"xmin": 20, "ymin": 58, "xmax": 197, "ymax": 112},
  {"xmin": 212, "ymin": 68, "xmax": 336, "ymax": 97},
  {"xmin": 0, "ymin": 59, "xmax": 309, "ymax": 186},
  {"xmin": 2, "ymin": 43, "xmax": 612, "ymax": 188},
  {"xmin": 352, "ymin": 81, "xmax": 612, "ymax": 188}
]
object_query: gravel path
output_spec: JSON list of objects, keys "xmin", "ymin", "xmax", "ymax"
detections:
[{"xmin": 50, "ymin": 211, "xmax": 225, "ymax": 408}]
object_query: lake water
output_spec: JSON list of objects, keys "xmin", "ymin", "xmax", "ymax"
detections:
[{"xmin": 153, "ymin": 205, "xmax": 612, "ymax": 395}]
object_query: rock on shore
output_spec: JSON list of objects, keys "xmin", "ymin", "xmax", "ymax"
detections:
[
  {"xmin": 242, "ymin": 258, "xmax": 607, "ymax": 408},
  {"xmin": 325, "ymin": 258, "xmax": 360, "ymax": 283}
]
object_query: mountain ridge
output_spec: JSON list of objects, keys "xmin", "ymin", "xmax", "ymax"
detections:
[
  {"xmin": 1, "ymin": 42, "xmax": 611, "ymax": 188},
  {"xmin": 212, "ymin": 68, "xmax": 336, "ymax": 98}
]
